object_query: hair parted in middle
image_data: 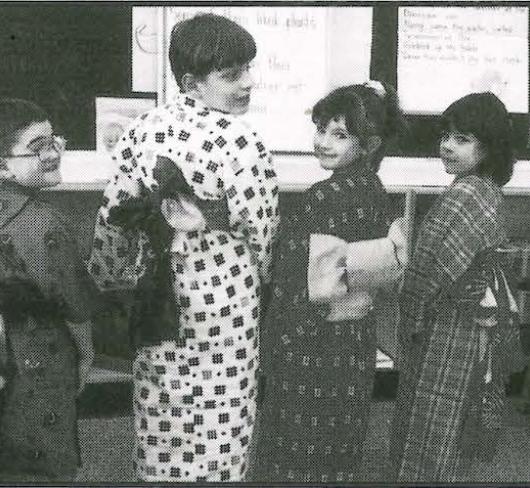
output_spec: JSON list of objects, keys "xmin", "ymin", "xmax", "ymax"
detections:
[{"xmin": 169, "ymin": 13, "xmax": 256, "ymax": 90}]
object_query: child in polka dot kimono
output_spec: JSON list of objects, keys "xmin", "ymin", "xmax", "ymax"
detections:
[{"xmin": 88, "ymin": 14, "xmax": 279, "ymax": 483}]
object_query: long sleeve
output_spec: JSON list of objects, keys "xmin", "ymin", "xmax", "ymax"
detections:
[
  {"xmin": 223, "ymin": 133, "xmax": 279, "ymax": 284},
  {"xmin": 308, "ymin": 217, "xmax": 407, "ymax": 303}
]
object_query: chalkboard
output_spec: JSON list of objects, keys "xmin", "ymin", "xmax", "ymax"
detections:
[
  {"xmin": 2, "ymin": 4, "xmax": 529, "ymax": 158},
  {"xmin": 0, "ymin": 4, "xmax": 132, "ymax": 150}
]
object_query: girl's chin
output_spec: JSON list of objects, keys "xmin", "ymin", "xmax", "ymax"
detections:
[{"xmin": 318, "ymin": 159, "xmax": 337, "ymax": 170}]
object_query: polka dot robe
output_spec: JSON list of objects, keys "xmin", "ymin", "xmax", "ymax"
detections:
[{"xmin": 88, "ymin": 94, "xmax": 279, "ymax": 482}]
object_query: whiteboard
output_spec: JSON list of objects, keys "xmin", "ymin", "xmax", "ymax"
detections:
[
  {"xmin": 158, "ymin": 6, "xmax": 373, "ymax": 152},
  {"xmin": 132, "ymin": 7, "xmax": 158, "ymax": 92},
  {"xmin": 398, "ymin": 6, "xmax": 529, "ymax": 114}
]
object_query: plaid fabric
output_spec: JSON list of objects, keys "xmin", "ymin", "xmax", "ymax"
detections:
[
  {"xmin": 400, "ymin": 175, "xmax": 504, "ymax": 341},
  {"xmin": 391, "ymin": 175, "xmax": 524, "ymax": 482}
]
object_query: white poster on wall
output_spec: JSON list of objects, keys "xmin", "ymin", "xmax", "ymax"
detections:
[
  {"xmin": 162, "ymin": 6, "xmax": 328, "ymax": 152},
  {"xmin": 327, "ymin": 7, "xmax": 373, "ymax": 89},
  {"xmin": 132, "ymin": 7, "xmax": 158, "ymax": 92},
  {"xmin": 398, "ymin": 6, "xmax": 529, "ymax": 114},
  {"xmin": 95, "ymin": 97, "xmax": 156, "ymax": 153}
]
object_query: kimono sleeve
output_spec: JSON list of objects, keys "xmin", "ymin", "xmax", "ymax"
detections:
[
  {"xmin": 400, "ymin": 178, "xmax": 502, "ymax": 341},
  {"xmin": 87, "ymin": 131, "xmax": 146, "ymax": 291},
  {"xmin": 223, "ymin": 132, "xmax": 279, "ymax": 284},
  {"xmin": 305, "ymin": 180, "xmax": 406, "ymax": 302}
]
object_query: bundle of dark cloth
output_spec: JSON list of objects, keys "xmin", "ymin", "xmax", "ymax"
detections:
[
  {"xmin": 107, "ymin": 156, "xmax": 186, "ymax": 347},
  {"xmin": 0, "ymin": 277, "xmax": 65, "ymax": 327}
]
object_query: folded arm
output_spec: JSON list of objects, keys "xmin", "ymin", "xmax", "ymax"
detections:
[{"xmin": 308, "ymin": 217, "xmax": 408, "ymax": 304}]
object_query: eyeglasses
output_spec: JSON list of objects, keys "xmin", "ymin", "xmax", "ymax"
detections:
[{"xmin": 1, "ymin": 135, "xmax": 66, "ymax": 162}]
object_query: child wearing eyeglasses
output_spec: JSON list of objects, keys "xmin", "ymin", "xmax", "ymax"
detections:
[{"xmin": 0, "ymin": 98, "xmax": 95, "ymax": 481}]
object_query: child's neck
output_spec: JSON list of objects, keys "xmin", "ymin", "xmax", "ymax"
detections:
[{"xmin": 332, "ymin": 158, "xmax": 371, "ymax": 175}]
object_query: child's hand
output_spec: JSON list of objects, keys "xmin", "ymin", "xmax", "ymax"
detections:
[{"xmin": 388, "ymin": 217, "xmax": 408, "ymax": 266}]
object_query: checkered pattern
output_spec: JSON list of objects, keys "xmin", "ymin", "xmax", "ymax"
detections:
[{"xmin": 88, "ymin": 93, "xmax": 279, "ymax": 482}]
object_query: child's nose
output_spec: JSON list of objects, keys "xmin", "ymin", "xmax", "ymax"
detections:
[
  {"xmin": 39, "ymin": 145, "xmax": 61, "ymax": 162},
  {"xmin": 319, "ymin": 132, "xmax": 333, "ymax": 149},
  {"xmin": 440, "ymin": 136, "xmax": 454, "ymax": 152},
  {"xmin": 240, "ymin": 69, "xmax": 254, "ymax": 91}
]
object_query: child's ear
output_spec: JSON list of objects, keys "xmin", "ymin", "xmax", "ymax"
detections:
[
  {"xmin": 365, "ymin": 135, "xmax": 382, "ymax": 156},
  {"xmin": 181, "ymin": 73, "xmax": 199, "ymax": 94}
]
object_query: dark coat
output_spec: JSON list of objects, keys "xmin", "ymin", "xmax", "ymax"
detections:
[{"xmin": 0, "ymin": 181, "xmax": 94, "ymax": 480}]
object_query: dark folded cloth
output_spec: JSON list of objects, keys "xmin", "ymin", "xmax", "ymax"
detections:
[
  {"xmin": 107, "ymin": 165, "xmax": 180, "ymax": 348},
  {"xmin": 0, "ymin": 277, "xmax": 65, "ymax": 326}
]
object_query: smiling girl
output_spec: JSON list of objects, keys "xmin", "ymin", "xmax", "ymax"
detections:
[
  {"xmin": 390, "ymin": 92, "xmax": 526, "ymax": 481},
  {"xmin": 253, "ymin": 83, "xmax": 406, "ymax": 483}
]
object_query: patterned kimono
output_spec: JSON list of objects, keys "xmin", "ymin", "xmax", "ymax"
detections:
[
  {"xmin": 390, "ymin": 174, "xmax": 525, "ymax": 481},
  {"xmin": 253, "ymin": 164, "xmax": 391, "ymax": 483},
  {"xmin": 88, "ymin": 94, "xmax": 279, "ymax": 482}
]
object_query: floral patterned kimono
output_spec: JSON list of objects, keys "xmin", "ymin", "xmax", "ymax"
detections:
[
  {"xmin": 254, "ymin": 164, "xmax": 392, "ymax": 483},
  {"xmin": 390, "ymin": 174, "xmax": 525, "ymax": 481},
  {"xmin": 88, "ymin": 94, "xmax": 279, "ymax": 482}
]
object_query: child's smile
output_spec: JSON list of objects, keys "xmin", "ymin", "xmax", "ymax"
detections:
[
  {"xmin": 313, "ymin": 116, "xmax": 363, "ymax": 171},
  {"xmin": 2, "ymin": 120, "xmax": 63, "ymax": 188}
]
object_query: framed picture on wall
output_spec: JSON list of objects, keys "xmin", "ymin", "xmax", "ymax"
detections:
[{"xmin": 95, "ymin": 95, "xmax": 156, "ymax": 154}]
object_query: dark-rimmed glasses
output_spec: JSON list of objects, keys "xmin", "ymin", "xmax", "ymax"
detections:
[{"xmin": 0, "ymin": 135, "xmax": 66, "ymax": 163}]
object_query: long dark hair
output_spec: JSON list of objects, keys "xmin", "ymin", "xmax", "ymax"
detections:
[{"xmin": 439, "ymin": 92, "xmax": 515, "ymax": 186}]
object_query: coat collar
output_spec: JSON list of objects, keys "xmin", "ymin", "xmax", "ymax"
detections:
[{"xmin": 0, "ymin": 181, "xmax": 35, "ymax": 228}]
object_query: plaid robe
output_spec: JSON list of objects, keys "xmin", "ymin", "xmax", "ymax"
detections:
[{"xmin": 390, "ymin": 174, "xmax": 525, "ymax": 481}]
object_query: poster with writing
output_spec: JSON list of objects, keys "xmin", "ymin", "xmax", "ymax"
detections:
[
  {"xmin": 162, "ymin": 6, "xmax": 328, "ymax": 152},
  {"xmin": 398, "ymin": 6, "xmax": 529, "ymax": 114}
]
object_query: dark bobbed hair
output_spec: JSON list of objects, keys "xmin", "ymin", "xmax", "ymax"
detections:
[
  {"xmin": 169, "ymin": 13, "xmax": 256, "ymax": 90},
  {"xmin": 439, "ymin": 92, "xmax": 515, "ymax": 186},
  {"xmin": 311, "ymin": 82, "xmax": 407, "ymax": 171},
  {"xmin": 0, "ymin": 98, "xmax": 48, "ymax": 156}
]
